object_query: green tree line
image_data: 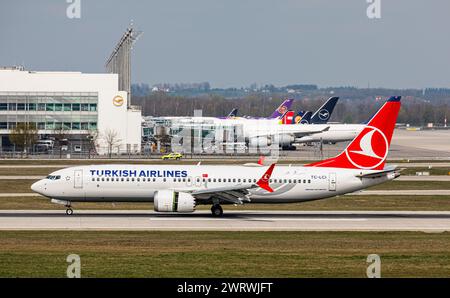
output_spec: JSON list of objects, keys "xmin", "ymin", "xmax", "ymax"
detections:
[{"xmin": 133, "ymin": 92, "xmax": 450, "ymax": 126}]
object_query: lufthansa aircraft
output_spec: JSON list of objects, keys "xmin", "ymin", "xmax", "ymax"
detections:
[
  {"xmin": 31, "ymin": 97, "xmax": 401, "ymax": 216},
  {"xmin": 226, "ymin": 98, "xmax": 295, "ymax": 119}
]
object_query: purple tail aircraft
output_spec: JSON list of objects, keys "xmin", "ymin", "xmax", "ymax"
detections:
[{"xmin": 225, "ymin": 98, "xmax": 294, "ymax": 120}]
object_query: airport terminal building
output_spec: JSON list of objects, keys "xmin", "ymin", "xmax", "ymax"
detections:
[{"xmin": 0, "ymin": 67, "xmax": 142, "ymax": 155}]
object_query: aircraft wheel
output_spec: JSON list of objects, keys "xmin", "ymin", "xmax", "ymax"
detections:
[
  {"xmin": 66, "ymin": 208, "xmax": 74, "ymax": 216},
  {"xmin": 211, "ymin": 204, "xmax": 223, "ymax": 217}
]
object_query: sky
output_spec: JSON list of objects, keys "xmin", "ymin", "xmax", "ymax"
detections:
[{"xmin": 1, "ymin": 0, "xmax": 450, "ymax": 89}]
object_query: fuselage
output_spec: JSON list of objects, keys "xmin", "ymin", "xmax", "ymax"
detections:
[
  {"xmin": 31, "ymin": 164, "xmax": 394, "ymax": 204},
  {"xmin": 295, "ymin": 124, "xmax": 364, "ymax": 143},
  {"xmin": 160, "ymin": 116, "xmax": 362, "ymax": 145}
]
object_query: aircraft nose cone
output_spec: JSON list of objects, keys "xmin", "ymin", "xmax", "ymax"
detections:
[{"xmin": 31, "ymin": 181, "xmax": 42, "ymax": 194}]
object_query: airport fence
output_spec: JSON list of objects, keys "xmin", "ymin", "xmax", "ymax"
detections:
[{"xmin": 0, "ymin": 143, "xmax": 343, "ymax": 161}]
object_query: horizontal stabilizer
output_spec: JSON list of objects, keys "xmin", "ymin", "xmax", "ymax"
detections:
[{"xmin": 356, "ymin": 166, "xmax": 401, "ymax": 179}]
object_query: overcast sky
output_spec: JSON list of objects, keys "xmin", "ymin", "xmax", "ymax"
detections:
[{"xmin": 1, "ymin": 0, "xmax": 450, "ymax": 89}]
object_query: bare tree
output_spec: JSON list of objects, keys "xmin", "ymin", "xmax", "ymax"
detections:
[
  {"xmin": 87, "ymin": 130, "xmax": 99, "ymax": 159},
  {"xmin": 103, "ymin": 128, "xmax": 122, "ymax": 158},
  {"xmin": 9, "ymin": 122, "xmax": 38, "ymax": 157}
]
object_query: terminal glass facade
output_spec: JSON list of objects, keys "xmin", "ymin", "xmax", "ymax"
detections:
[{"xmin": 0, "ymin": 92, "xmax": 98, "ymax": 131}]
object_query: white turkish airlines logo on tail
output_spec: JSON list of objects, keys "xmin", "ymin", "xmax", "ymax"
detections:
[
  {"xmin": 350, "ymin": 129, "xmax": 384, "ymax": 159},
  {"xmin": 345, "ymin": 126, "xmax": 388, "ymax": 170}
]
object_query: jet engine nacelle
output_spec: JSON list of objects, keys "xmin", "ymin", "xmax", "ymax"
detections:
[
  {"xmin": 248, "ymin": 136, "xmax": 272, "ymax": 148},
  {"xmin": 274, "ymin": 134, "xmax": 295, "ymax": 147},
  {"xmin": 154, "ymin": 190, "xmax": 196, "ymax": 213},
  {"xmin": 295, "ymin": 136, "xmax": 314, "ymax": 144}
]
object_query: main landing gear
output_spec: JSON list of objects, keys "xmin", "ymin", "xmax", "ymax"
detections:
[
  {"xmin": 65, "ymin": 204, "xmax": 73, "ymax": 216},
  {"xmin": 211, "ymin": 204, "xmax": 223, "ymax": 217}
]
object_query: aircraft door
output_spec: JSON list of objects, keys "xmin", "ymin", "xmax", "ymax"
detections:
[
  {"xmin": 74, "ymin": 169, "xmax": 83, "ymax": 189},
  {"xmin": 329, "ymin": 173, "xmax": 336, "ymax": 191}
]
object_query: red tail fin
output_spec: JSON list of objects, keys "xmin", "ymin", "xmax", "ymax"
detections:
[
  {"xmin": 306, "ymin": 96, "xmax": 401, "ymax": 170},
  {"xmin": 257, "ymin": 164, "xmax": 276, "ymax": 192},
  {"xmin": 280, "ymin": 110, "xmax": 295, "ymax": 124}
]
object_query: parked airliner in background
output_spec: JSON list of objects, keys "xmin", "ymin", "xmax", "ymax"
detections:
[
  {"xmin": 31, "ymin": 97, "xmax": 401, "ymax": 217},
  {"xmin": 224, "ymin": 98, "xmax": 295, "ymax": 120},
  {"xmin": 210, "ymin": 97, "xmax": 340, "ymax": 149}
]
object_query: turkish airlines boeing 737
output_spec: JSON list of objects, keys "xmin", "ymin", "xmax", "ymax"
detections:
[{"xmin": 31, "ymin": 96, "xmax": 401, "ymax": 216}]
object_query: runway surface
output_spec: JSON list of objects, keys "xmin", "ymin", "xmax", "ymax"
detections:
[{"xmin": 0, "ymin": 210, "xmax": 449, "ymax": 232}]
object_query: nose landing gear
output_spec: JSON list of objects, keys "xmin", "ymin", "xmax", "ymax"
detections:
[
  {"xmin": 211, "ymin": 204, "xmax": 223, "ymax": 217},
  {"xmin": 50, "ymin": 199, "xmax": 74, "ymax": 215}
]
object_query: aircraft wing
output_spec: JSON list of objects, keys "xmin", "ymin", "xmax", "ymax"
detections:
[
  {"xmin": 191, "ymin": 184, "xmax": 256, "ymax": 205},
  {"xmin": 188, "ymin": 164, "xmax": 277, "ymax": 205},
  {"xmin": 292, "ymin": 126, "xmax": 329, "ymax": 138},
  {"xmin": 248, "ymin": 126, "xmax": 329, "ymax": 139}
]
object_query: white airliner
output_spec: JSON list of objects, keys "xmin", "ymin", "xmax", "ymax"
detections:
[
  {"xmin": 156, "ymin": 97, "xmax": 364, "ymax": 149},
  {"xmin": 169, "ymin": 111, "xmax": 332, "ymax": 149},
  {"xmin": 31, "ymin": 97, "xmax": 402, "ymax": 216},
  {"xmin": 293, "ymin": 123, "xmax": 364, "ymax": 144}
]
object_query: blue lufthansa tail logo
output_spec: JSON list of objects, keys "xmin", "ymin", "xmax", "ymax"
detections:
[{"xmin": 318, "ymin": 109, "xmax": 330, "ymax": 120}]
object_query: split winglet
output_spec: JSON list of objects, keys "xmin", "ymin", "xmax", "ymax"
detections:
[{"xmin": 256, "ymin": 163, "xmax": 276, "ymax": 192}]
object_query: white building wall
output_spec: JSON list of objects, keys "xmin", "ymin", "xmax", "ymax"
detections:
[{"xmin": 0, "ymin": 69, "xmax": 142, "ymax": 155}]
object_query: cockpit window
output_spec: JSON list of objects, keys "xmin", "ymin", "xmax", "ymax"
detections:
[{"xmin": 46, "ymin": 175, "xmax": 61, "ymax": 180}]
